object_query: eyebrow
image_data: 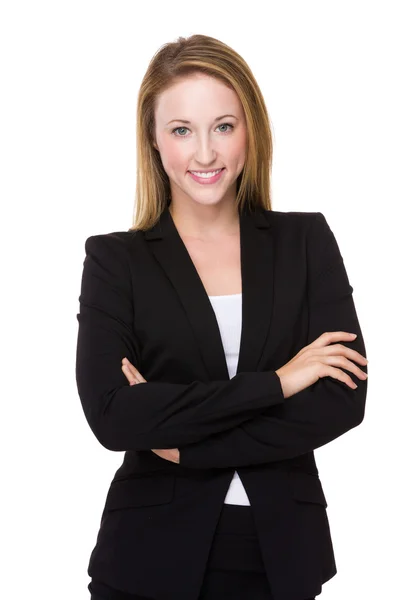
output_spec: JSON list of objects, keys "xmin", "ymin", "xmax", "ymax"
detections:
[{"xmin": 166, "ymin": 114, "xmax": 238, "ymax": 125}]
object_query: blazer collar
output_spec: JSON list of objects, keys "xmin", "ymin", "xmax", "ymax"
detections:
[{"xmin": 144, "ymin": 203, "xmax": 274, "ymax": 381}]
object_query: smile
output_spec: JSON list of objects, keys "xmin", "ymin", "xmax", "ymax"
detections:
[{"xmin": 188, "ymin": 168, "xmax": 225, "ymax": 184}]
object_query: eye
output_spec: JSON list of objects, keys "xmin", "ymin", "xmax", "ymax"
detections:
[{"xmin": 171, "ymin": 123, "xmax": 235, "ymax": 137}]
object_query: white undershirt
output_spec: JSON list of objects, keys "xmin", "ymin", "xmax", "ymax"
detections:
[{"xmin": 207, "ymin": 292, "xmax": 251, "ymax": 506}]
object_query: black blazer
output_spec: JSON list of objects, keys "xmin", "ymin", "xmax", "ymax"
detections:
[{"xmin": 75, "ymin": 204, "xmax": 367, "ymax": 600}]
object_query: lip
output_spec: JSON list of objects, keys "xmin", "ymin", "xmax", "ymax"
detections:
[{"xmin": 188, "ymin": 168, "xmax": 225, "ymax": 185}]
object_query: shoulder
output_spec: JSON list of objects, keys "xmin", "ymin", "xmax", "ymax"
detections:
[
  {"xmin": 84, "ymin": 229, "xmax": 142, "ymax": 245},
  {"xmin": 262, "ymin": 209, "xmax": 331, "ymax": 240},
  {"xmin": 81, "ymin": 231, "xmax": 144, "ymax": 282},
  {"xmin": 262, "ymin": 211, "xmax": 341, "ymax": 268},
  {"xmin": 83, "ymin": 229, "xmax": 143, "ymax": 257},
  {"xmin": 263, "ymin": 209, "xmax": 324, "ymax": 227}
]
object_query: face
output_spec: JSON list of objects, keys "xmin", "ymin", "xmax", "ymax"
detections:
[{"xmin": 153, "ymin": 74, "xmax": 247, "ymax": 209}]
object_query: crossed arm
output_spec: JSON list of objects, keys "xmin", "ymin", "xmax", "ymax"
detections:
[
  {"xmin": 76, "ymin": 212, "xmax": 367, "ymax": 466},
  {"xmin": 121, "ymin": 358, "xmax": 181, "ymax": 464},
  {"xmin": 174, "ymin": 214, "xmax": 368, "ymax": 468},
  {"xmin": 76, "ymin": 230, "xmax": 286, "ymax": 451},
  {"xmin": 121, "ymin": 276, "xmax": 367, "ymax": 468}
]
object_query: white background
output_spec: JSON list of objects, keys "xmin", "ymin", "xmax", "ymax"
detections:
[{"xmin": 1, "ymin": 1, "xmax": 406, "ymax": 598}]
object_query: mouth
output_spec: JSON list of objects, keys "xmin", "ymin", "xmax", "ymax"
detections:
[{"xmin": 188, "ymin": 167, "xmax": 226, "ymax": 185}]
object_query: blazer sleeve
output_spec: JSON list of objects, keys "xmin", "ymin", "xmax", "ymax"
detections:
[
  {"xmin": 75, "ymin": 234, "xmax": 285, "ymax": 452},
  {"xmin": 179, "ymin": 212, "xmax": 368, "ymax": 469}
]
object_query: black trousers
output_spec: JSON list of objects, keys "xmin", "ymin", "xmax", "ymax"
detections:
[{"xmin": 88, "ymin": 504, "xmax": 316, "ymax": 600}]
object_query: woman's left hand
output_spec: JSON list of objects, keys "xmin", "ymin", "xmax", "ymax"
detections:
[{"xmin": 121, "ymin": 357, "xmax": 180, "ymax": 464}]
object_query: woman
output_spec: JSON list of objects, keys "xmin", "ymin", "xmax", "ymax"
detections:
[{"xmin": 76, "ymin": 34, "xmax": 368, "ymax": 600}]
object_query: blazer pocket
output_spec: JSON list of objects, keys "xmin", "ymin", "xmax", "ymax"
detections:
[
  {"xmin": 105, "ymin": 473, "xmax": 176, "ymax": 510},
  {"xmin": 289, "ymin": 471, "xmax": 328, "ymax": 508}
]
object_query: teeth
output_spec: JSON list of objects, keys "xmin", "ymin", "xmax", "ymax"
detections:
[{"xmin": 190, "ymin": 168, "xmax": 222, "ymax": 178}]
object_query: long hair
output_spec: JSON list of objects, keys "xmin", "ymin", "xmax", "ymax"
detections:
[{"xmin": 130, "ymin": 34, "xmax": 274, "ymax": 232}]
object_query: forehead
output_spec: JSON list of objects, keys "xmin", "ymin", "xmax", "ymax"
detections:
[{"xmin": 154, "ymin": 75, "xmax": 243, "ymax": 121}]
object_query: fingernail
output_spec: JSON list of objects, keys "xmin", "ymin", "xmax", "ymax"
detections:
[{"xmin": 350, "ymin": 333, "xmax": 357, "ymax": 337}]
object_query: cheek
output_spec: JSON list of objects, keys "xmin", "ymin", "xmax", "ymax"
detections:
[
  {"xmin": 228, "ymin": 133, "xmax": 247, "ymax": 166},
  {"xmin": 159, "ymin": 139, "xmax": 187, "ymax": 174}
]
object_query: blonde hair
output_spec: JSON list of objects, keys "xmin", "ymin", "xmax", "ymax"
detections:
[{"xmin": 129, "ymin": 34, "xmax": 274, "ymax": 232}]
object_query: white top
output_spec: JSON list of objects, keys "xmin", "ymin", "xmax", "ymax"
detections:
[{"xmin": 207, "ymin": 292, "xmax": 251, "ymax": 505}]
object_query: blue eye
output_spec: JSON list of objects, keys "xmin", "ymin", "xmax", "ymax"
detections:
[{"xmin": 171, "ymin": 123, "xmax": 235, "ymax": 137}]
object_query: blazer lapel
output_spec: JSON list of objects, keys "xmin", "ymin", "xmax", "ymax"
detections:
[{"xmin": 144, "ymin": 203, "xmax": 274, "ymax": 381}]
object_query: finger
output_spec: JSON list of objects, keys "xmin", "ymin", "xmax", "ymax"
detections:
[
  {"xmin": 319, "ymin": 344, "xmax": 368, "ymax": 370},
  {"xmin": 323, "ymin": 355, "xmax": 368, "ymax": 381},
  {"xmin": 135, "ymin": 371, "xmax": 147, "ymax": 383},
  {"xmin": 152, "ymin": 449, "xmax": 167, "ymax": 459},
  {"xmin": 151, "ymin": 449, "xmax": 178, "ymax": 463},
  {"xmin": 325, "ymin": 344, "xmax": 368, "ymax": 366},
  {"xmin": 123, "ymin": 359, "xmax": 147, "ymax": 382},
  {"xmin": 323, "ymin": 365, "xmax": 358, "ymax": 389},
  {"xmin": 310, "ymin": 331, "xmax": 358, "ymax": 349},
  {"xmin": 122, "ymin": 358, "xmax": 146, "ymax": 382},
  {"xmin": 122, "ymin": 364, "xmax": 139, "ymax": 384},
  {"xmin": 122, "ymin": 358, "xmax": 140, "ymax": 378}
]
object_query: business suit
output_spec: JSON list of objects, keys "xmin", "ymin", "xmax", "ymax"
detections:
[{"xmin": 76, "ymin": 202, "xmax": 367, "ymax": 600}]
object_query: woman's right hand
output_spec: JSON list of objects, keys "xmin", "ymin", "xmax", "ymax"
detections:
[{"xmin": 275, "ymin": 331, "xmax": 368, "ymax": 399}]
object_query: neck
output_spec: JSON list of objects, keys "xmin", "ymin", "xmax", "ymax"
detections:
[{"xmin": 168, "ymin": 200, "xmax": 240, "ymax": 241}]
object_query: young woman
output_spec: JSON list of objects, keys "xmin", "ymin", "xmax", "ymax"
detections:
[{"xmin": 76, "ymin": 34, "xmax": 368, "ymax": 600}]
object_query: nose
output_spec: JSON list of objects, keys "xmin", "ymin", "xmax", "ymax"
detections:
[{"xmin": 193, "ymin": 135, "xmax": 217, "ymax": 166}]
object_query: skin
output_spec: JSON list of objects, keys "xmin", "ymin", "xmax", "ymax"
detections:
[
  {"xmin": 120, "ymin": 73, "xmax": 249, "ymax": 463},
  {"xmin": 152, "ymin": 72, "xmax": 247, "ymax": 239}
]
